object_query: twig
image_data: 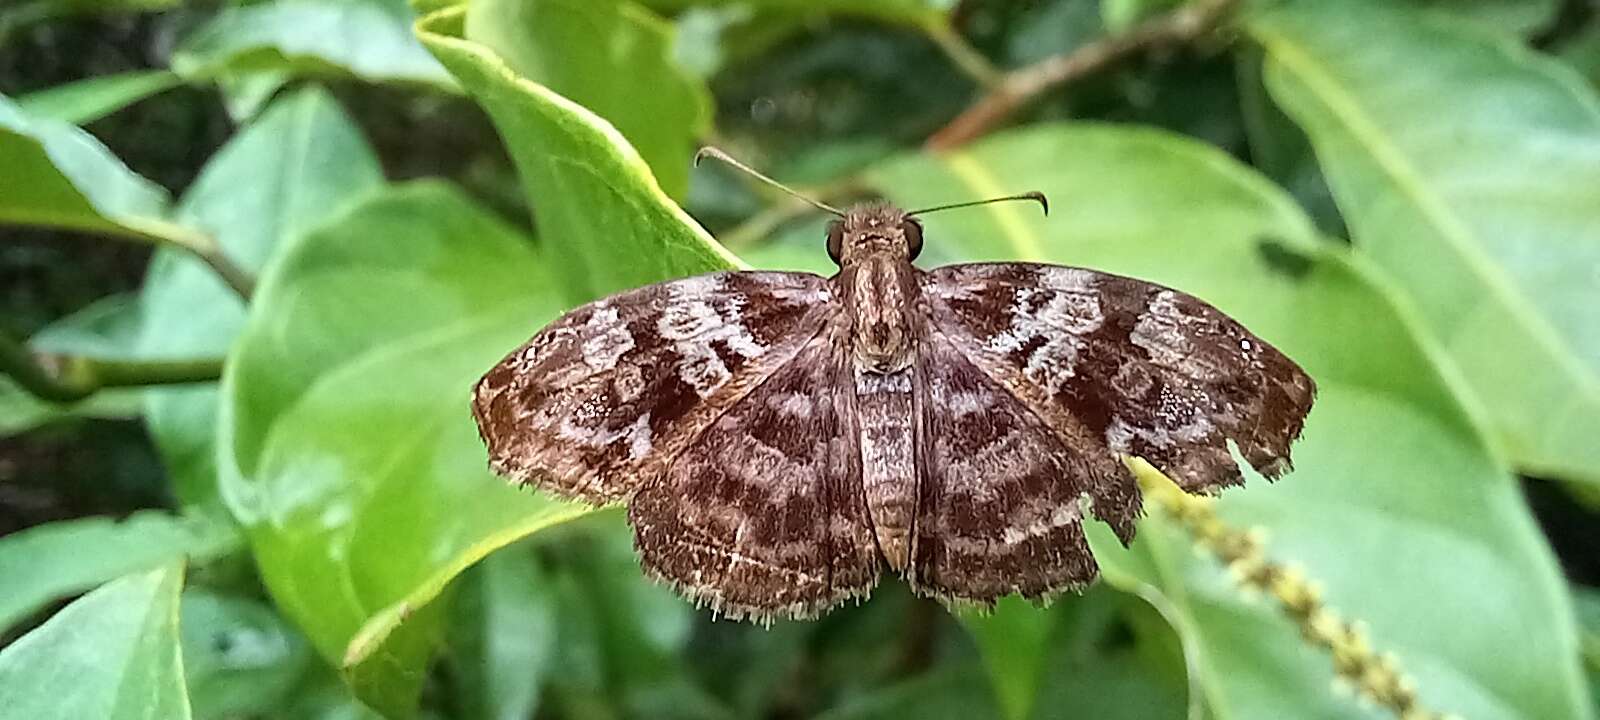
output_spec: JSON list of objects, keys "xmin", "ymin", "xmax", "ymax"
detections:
[
  {"xmin": 926, "ymin": 0, "xmax": 1241, "ymax": 150},
  {"xmin": 0, "ymin": 331, "xmax": 223, "ymax": 403},
  {"xmin": 120, "ymin": 217, "xmax": 257, "ymax": 299},
  {"xmin": 1136, "ymin": 464, "xmax": 1458, "ymax": 720},
  {"xmin": 921, "ymin": 18, "xmax": 1003, "ymax": 89}
]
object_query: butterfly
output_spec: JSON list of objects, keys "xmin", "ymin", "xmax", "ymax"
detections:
[{"xmin": 471, "ymin": 149, "xmax": 1315, "ymax": 623}]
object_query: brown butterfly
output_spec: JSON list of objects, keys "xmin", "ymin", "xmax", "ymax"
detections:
[{"xmin": 472, "ymin": 149, "xmax": 1315, "ymax": 623}]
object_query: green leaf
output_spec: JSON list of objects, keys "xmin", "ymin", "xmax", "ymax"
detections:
[
  {"xmin": 1101, "ymin": 0, "xmax": 1182, "ymax": 33},
  {"xmin": 638, "ymin": 0, "xmax": 950, "ymax": 27},
  {"xmin": 139, "ymin": 86, "xmax": 382, "ymax": 509},
  {"xmin": 31, "ymin": 293, "xmax": 146, "ymax": 357},
  {"xmin": 464, "ymin": 0, "xmax": 710, "ymax": 200},
  {"xmin": 0, "ymin": 92, "xmax": 180, "ymax": 241},
  {"xmin": 1578, "ymin": 588, "xmax": 1600, "ymax": 717},
  {"xmin": 450, "ymin": 544, "xmax": 556, "ymax": 720},
  {"xmin": 859, "ymin": 125, "xmax": 1589, "ymax": 720},
  {"xmin": 0, "ymin": 512, "xmax": 236, "ymax": 633},
  {"xmin": 15, "ymin": 70, "xmax": 183, "ymax": 126},
  {"xmin": 1252, "ymin": 0, "xmax": 1600, "ymax": 484},
  {"xmin": 812, "ymin": 663, "xmax": 999, "ymax": 720},
  {"xmin": 957, "ymin": 569, "xmax": 1189, "ymax": 720},
  {"xmin": 218, "ymin": 181, "xmax": 588, "ymax": 718},
  {"xmin": 1409, "ymin": 0, "xmax": 1559, "ymax": 36},
  {"xmin": 0, "ymin": 563, "xmax": 190, "ymax": 720},
  {"xmin": 172, "ymin": 0, "xmax": 453, "ymax": 90},
  {"xmin": 958, "ymin": 598, "xmax": 1054, "ymax": 720},
  {"xmin": 418, "ymin": 4, "xmax": 739, "ymax": 304},
  {"xmin": 0, "ymin": 0, "xmax": 180, "ymax": 43},
  {"xmin": 181, "ymin": 589, "xmax": 316, "ymax": 720}
]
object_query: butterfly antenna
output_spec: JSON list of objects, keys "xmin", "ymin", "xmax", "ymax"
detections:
[
  {"xmin": 906, "ymin": 191, "xmax": 1049, "ymax": 217},
  {"xmin": 694, "ymin": 147, "xmax": 845, "ymax": 216}
]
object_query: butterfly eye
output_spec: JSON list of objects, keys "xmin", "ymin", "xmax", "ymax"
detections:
[
  {"xmin": 826, "ymin": 222, "xmax": 845, "ymax": 265},
  {"xmin": 902, "ymin": 218, "xmax": 925, "ymax": 261}
]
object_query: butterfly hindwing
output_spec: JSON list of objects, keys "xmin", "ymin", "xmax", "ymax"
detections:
[
  {"xmin": 630, "ymin": 320, "xmax": 881, "ymax": 621},
  {"xmin": 908, "ymin": 328, "xmax": 1133, "ymax": 605}
]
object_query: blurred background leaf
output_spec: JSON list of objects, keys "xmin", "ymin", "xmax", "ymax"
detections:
[
  {"xmin": 0, "ymin": 93, "xmax": 174, "ymax": 240},
  {"xmin": 0, "ymin": 512, "xmax": 233, "ymax": 632},
  {"xmin": 140, "ymin": 85, "xmax": 383, "ymax": 511},
  {"xmin": 419, "ymin": 4, "xmax": 738, "ymax": 305},
  {"xmin": 1253, "ymin": 0, "xmax": 1600, "ymax": 486},
  {"xmin": 180, "ymin": 588, "xmax": 316, "ymax": 720},
  {"xmin": 464, "ymin": 0, "xmax": 710, "ymax": 200},
  {"xmin": 218, "ymin": 181, "xmax": 586, "ymax": 717},
  {"xmin": 0, "ymin": 563, "xmax": 190, "ymax": 720},
  {"xmin": 171, "ymin": 0, "xmax": 452, "ymax": 89},
  {"xmin": 15, "ymin": 70, "xmax": 182, "ymax": 126}
]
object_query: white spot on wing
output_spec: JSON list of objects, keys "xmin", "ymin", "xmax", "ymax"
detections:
[
  {"xmin": 580, "ymin": 305, "xmax": 634, "ymax": 370},
  {"xmin": 657, "ymin": 277, "xmax": 773, "ymax": 397},
  {"xmin": 986, "ymin": 284, "xmax": 1104, "ymax": 393}
]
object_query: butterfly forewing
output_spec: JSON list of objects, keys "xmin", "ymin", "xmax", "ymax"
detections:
[
  {"xmin": 921, "ymin": 262, "xmax": 1316, "ymax": 496},
  {"xmin": 472, "ymin": 271, "xmax": 835, "ymax": 504}
]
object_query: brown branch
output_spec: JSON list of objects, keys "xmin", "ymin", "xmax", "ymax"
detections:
[
  {"xmin": 1, "ymin": 331, "xmax": 223, "ymax": 403},
  {"xmin": 926, "ymin": 0, "xmax": 1241, "ymax": 151}
]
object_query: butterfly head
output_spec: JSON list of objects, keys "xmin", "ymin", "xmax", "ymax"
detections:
[{"xmin": 827, "ymin": 203, "xmax": 924, "ymax": 266}]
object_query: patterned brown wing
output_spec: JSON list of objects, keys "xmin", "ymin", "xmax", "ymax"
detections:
[
  {"xmin": 472, "ymin": 271, "xmax": 833, "ymax": 504},
  {"xmin": 922, "ymin": 262, "xmax": 1315, "ymax": 496},
  {"xmin": 908, "ymin": 328, "xmax": 1139, "ymax": 605},
  {"xmin": 629, "ymin": 320, "xmax": 881, "ymax": 623}
]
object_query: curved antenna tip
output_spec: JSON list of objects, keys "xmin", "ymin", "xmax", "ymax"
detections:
[
  {"xmin": 693, "ymin": 146, "xmax": 725, "ymax": 168},
  {"xmin": 1024, "ymin": 191, "xmax": 1049, "ymax": 216}
]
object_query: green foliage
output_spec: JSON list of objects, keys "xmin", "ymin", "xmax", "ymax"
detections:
[
  {"xmin": 1, "ymin": 0, "xmax": 1597, "ymax": 719},
  {"xmin": 1253, "ymin": 1, "xmax": 1600, "ymax": 484},
  {"xmin": 0, "ymin": 564, "xmax": 191, "ymax": 720}
]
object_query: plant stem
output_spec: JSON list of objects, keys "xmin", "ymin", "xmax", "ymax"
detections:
[
  {"xmin": 922, "ymin": 18, "xmax": 1003, "ymax": 90},
  {"xmin": 926, "ymin": 0, "xmax": 1241, "ymax": 150},
  {"xmin": 121, "ymin": 217, "xmax": 257, "ymax": 299},
  {"xmin": 0, "ymin": 331, "xmax": 223, "ymax": 403}
]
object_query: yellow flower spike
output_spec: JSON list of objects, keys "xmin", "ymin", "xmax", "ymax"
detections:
[{"xmin": 1127, "ymin": 458, "xmax": 1452, "ymax": 720}]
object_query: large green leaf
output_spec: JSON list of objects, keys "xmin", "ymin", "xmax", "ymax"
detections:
[
  {"xmin": 0, "ymin": 512, "xmax": 235, "ymax": 632},
  {"xmin": 218, "ymin": 181, "xmax": 587, "ymax": 718},
  {"xmin": 846, "ymin": 126, "xmax": 1589, "ymax": 720},
  {"xmin": 171, "ymin": 0, "xmax": 452, "ymax": 90},
  {"xmin": 0, "ymin": 92, "xmax": 178, "ymax": 241},
  {"xmin": 139, "ymin": 86, "xmax": 382, "ymax": 509},
  {"xmin": 1251, "ymin": 0, "xmax": 1600, "ymax": 484},
  {"xmin": 0, "ymin": 563, "xmax": 190, "ymax": 720},
  {"xmin": 418, "ymin": 4, "xmax": 738, "ymax": 305},
  {"xmin": 465, "ymin": 0, "xmax": 710, "ymax": 200}
]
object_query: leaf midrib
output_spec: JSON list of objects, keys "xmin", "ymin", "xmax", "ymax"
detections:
[{"xmin": 1253, "ymin": 23, "xmax": 1600, "ymax": 420}]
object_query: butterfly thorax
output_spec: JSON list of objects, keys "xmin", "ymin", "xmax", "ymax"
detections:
[
  {"xmin": 834, "ymin": 204, "xmax": 925, "ymax": 375},
  {"xmin": 842, "ymin": 253, "xmax": 919, "ymax": 374}
]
